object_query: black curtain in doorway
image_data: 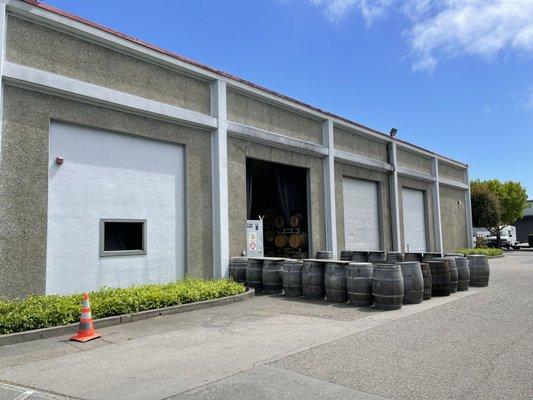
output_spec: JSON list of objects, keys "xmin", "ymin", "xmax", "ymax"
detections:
[{"xmin": 275, "ymin": 165, "xmax": 304, "ymax": 221}]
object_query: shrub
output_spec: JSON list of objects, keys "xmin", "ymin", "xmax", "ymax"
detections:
[
  {"xmin": 457, "ymin": 248, "xmax": 503, "ymax": 257},
  {"xmin": 0, "ymin": 279, "xmax": 245, "ymax": 335}
]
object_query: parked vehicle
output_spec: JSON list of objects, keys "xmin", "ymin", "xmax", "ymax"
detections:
[{"xmin": 473, "ymin": 226, "xmax": 518, "ymax": 249}]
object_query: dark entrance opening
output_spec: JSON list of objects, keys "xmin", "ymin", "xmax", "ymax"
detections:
[{"xmin": 246, "ymin": 159, "xmax": 309, "ymax": 259}]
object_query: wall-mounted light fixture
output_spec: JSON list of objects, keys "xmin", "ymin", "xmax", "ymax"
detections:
[{"xmin": 389, "ymin": 128, "xmax": 398, "ymax": 137}]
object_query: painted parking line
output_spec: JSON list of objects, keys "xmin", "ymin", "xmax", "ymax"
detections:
[{"xmin": 0, "ymin": 382, "xmax": 70, "ymax": 400}]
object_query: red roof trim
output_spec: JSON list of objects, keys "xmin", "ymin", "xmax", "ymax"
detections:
[{"xmin": 18, "ymin": 0, "xmax": 466, "ymax": 166}]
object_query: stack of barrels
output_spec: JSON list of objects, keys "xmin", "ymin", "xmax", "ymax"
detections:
[
  {"xmin": 269, "ymin": 213, "xmax": 308, "ymax": 259},
  {"xmin": 227, "ymin": 251, "xmax": 490, "ymax": 309}
]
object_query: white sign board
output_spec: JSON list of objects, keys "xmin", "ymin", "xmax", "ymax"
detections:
[{"xmin": 246, "ymin": 219, "xmax": 264, "ymax": 257}]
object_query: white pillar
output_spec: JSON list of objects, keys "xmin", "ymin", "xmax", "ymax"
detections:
[
  {"xmin": 211, "ymin": 79, "xmax": 229, "ymax": 278},
  {"xmin": 432, "ymin": 158, "xmax": 444, "ymax": 253},
  {"xmin": 323, "ymin": 120, "xmax": 338, "ymax": 258},
  {"xmin": 388, "ymin": 141, "xmax": 401, "ymax": 251},
  {"xmin": 464, "ymin": 168, "xmax": 473, "ymax": 248}
]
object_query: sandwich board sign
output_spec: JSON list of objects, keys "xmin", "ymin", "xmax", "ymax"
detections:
[{"xmin": 246, "ymin": 219, "xmax": 264, "ymax": 257}]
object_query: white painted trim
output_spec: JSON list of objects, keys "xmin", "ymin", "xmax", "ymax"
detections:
[
  {"xmin": 432, "ymin": 158, "xmax": 443, "ymax": 253},
  {"xmin": 0, "ymin": 1, "xmax": 7, "ymax": 170},
  {"xmin": 323, "ymin": 120, "xmax": 337, "ymax": 258},
  {"xmin": 227, "ymin": 121, "xmax": 328, "ymax": 157},
  {"xmin": 5, "ymin": 0, "xmax": 468, "ymax": 169},
  {"xmin": 439, "ymin": 177, "xmax": 469, "ymax": 190},
  {"xmin": 389, "ymin": 142, "xmax": 401, "ymax": 251},
  {"xmin": 211, "ymin": 80, "xmax": 229, "ymax": 278},
  {"xmin": 333, "ymin": 149, "xmax": 393, "ymax": 172},
  {"xmin": 396, "ymin": 166, "xmax": 436, "ymax": 183},
  {"xmin": 464, "ymin": 169, "xmax": 473, "ymax": 248},
  {"xmin": 2, "ymin": 62, "xmax": 217, "ymax": 129}
]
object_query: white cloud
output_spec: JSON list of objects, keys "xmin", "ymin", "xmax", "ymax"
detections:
[{"xmin": 307, "ymin": 0, "xmax": 533, "ymax": 71}]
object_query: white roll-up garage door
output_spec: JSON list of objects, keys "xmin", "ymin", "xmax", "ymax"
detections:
[
  {"xmin": 402, "ymin": 188, "xmax": 427, "ymax": 252},
  {"xmin": 46, "ymin": 122, "xmax": 185, "ymax": 294},
  {"xmin": 343, "ymin": 177, "xmax": 381, "ymax": 251}
]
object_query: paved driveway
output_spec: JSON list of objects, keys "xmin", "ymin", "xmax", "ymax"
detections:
[{"xmin": 1, "ymin": 253, "xmax": 531, "ymax": 399}]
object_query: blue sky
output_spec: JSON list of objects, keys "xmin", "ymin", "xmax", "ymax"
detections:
[{"xmin": 45, "ymin": 0, "xmax": 533, "ymax": 197}]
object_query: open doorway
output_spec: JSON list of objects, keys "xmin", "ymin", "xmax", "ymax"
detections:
[{"xmin": 246, "ymin": 159, "xmax": 310, "ymax": 259}]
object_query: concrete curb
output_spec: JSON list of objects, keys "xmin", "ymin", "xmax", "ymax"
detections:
[
  {"xmin": 0, "ymin": 288, "xmax": 255, "ymax": 347},
  {"xmin": 487, "ymin": 255, "xmax": 504, "ymax": 259}
]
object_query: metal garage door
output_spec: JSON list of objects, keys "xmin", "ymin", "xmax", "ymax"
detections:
[
  {"xmin": 46, "ymin": 121, "xmax": 185, "ymax": 294},
  {"xmin": 402, "ymin": 188, "xmax": 427, "ymax": 252},
  {"xmin": 343, "ymin": 177, "xmax": 381, "ymax": 251}
]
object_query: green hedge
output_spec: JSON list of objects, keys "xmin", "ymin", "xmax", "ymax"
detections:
[
  {"xmin": 0, "ymin": 279, "xmax": 245, "ymax": 335},
  {"xmin": 457, "ymin": 248, "xmax": 503, "ymax": 257}
]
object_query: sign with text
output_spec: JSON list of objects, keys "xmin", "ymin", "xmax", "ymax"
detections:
[{"xmin": 246, "ymin": 219, "xmax": 264, "ymax": 257}]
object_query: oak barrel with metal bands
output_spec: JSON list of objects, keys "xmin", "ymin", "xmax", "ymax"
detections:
[
  {"xmin": 385, "ymin": 251, "xmax": 405, "ymax": 264},
  {"xmin": 340, "ymin": 250, "xmax": 353, "ymax": 261},
  {"xmin": 262, "ymin": 259, "xmax": 284, "ymax": 294},
  {"xmin": 246, "ymin": 259, "xmax": 264, "ymax": 291},
  {"xmin": 352, "ymin": 251, "xmax": 368, "ymax": 262},
  {"xmin": 422, "ymin": 252, "xmax": 441, "ymax": 263},
  {"xmin": 398, "ymin": 261, "xmax": 424, "ymax": 304},
  {"xmin": 229, "ymin": 257, "xmax": 247, "ymax": 284},
  {"xmin": 282, "ymin": 259, "xmax": 303, "ymax": 297},
  {"xmin": 368, "ymin": 251, "xmax": 386, "ymax": 264},
  {"xmin": 316, "ymin": 251, "xmax": 333, "ymax": 260},
  {"xmin": 372, "ymin": 263, "xmax": 404, "ymax": 310},
  {"xmin": 404, "ymin": 252, "xmax": 423, "ymax": 262},
  {"xmin": 324, "ymin": 262, "xmax": 347, "ymax": 302},
  {"xmin": 444, "ymin": 257, "xmax": 459, "ymax": 293},
  {"xmin": 346, "ymin": 262, "xmax": 373, "ymax": 306},
  {"xmin": 453, "ymin": 256, "xmax": 470, "ymax": 291},
  {"xmin": 467, "ymin": 255, "xmax": 490, "ymax": 287},
  {"xmin": 302, "ymin": 260, "xmax": 325, "ymax": 299},
  {"xmin": 420, "ymin": 262, "xmax": 432, "ymax": 300},
  {"xmin": 429, "ymin": 260, "xmax": 450, "ymax": 296}
]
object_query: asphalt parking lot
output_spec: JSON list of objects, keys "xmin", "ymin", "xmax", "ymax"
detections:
[{"xmin": 1, "ymin": 252, "xmax": 531, "ymax": 400}]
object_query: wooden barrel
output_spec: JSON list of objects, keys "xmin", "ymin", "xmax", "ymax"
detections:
[
  {"xmin": 263, "ymin": 209, "xmax": 274, "ymax": 222},
  {"xmin": 420, "ymin": 262, "xmax": 432, "ymax": 300},
  {"xmin": 229, "ymin": 257, "xmax": 247, "ymax": 284},
  {"xmin": 386, "ymin": 251, "xmax": 405, "ymax": 264},
  {"xmin": 288, "ymin": 233, "xmax": 307, "ymax": 249},
  {"xmin": 289, "ymin": 213, "xmax": 304, "ymax": 228},
  {"xmin": 467, "ymin": 255, "xmax": 490, "ymax": 287},
  {"xmin": 398, "ymin": 261, "xmax": 424, "ymax": 304},
  {"xmin": 346, "ymin": 262, "xmax": 373, "ymax": 306},
  {"xmin": 340, "ymin": 250, "xmax": 353, "ymax": 261},
  {"xmin": 444, "ymin": 257, "xmax": 459, "ymax": 293},
  {"xmin": 274, "ymin": 234, "xmax": 288, "ymax": 248},
  {"xmin": 404, "ymin": 252, "xmax": 423, "ymax": 262},
  {"xmin": 368, "ymin": 251, "xmax": 386, "ymax": 264},
  {"xmin": 325, "ymin": 262, "xmax": 347, "ymax": 302},
  {"xmin": 429, "ymin": 260, "xmax": 450, "ymax": 296},
  {"xmin": 316, "ymin": 250, "xmax": 333, "ymax": 260},
  {"xmin": 372, "ymin": 264, "xmax": 404, "ymax": 310},
  {"xmin": 264, "ymin": 229, "xmax": 275, "ymax": 243},
  {"xmin": 302, "ymin": 260, "xmax": 325, "ymax": 299},
  {"xmin": 352, "ymin": 251, "xmax": 368, "ymax": 262},
  {"xmin": 283, "ymin": 259, "xmax": 303, "ymax": 297},
  {"xmin": 274, "ymin": 215, "xmax": 285, "ymax": 229},
  {"xmin": 262, "ymin": 259, "xmax": 284, "ymax": 294},
  {"xmin": 246, "ymin": 259, "xmax": 263, "ymax": 291},
  {"xmin": 452, "ymin": 256, "xmax": 470, "ymax": 291}
]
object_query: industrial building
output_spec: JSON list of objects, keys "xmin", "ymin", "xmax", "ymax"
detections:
[{"xmin": 0, "ymin": 0, "xmax": 473, "ymax": 299}]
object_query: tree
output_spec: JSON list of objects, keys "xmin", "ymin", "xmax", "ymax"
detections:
[
  {"xmin": 471, "ymin": 184, "xmax": 501, "ymax": 229},
  {"xmin": 470, "ymin": 179, "xmax": 528, "ymax": 247}
]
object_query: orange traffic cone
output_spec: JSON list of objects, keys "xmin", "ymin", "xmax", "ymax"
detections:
[{"xmin": 70, "ymin": 292, "xmax": 101, "ymax": 342}]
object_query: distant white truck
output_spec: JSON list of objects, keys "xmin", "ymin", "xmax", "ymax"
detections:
[{"xmin": 473, "ymin": 226, "xmax": 519, "ymax": 249}]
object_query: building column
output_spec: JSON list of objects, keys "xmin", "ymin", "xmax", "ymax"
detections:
[
  {"xmin": 431, "ymin": 158, "xmax": 444, "ymax": 253},
  {"xmin": 464, "ymin": 168, "xmax": 473, "ymax": 248},
  {"xmin": 211, "ymin": 79, "xmax": 229, "ymax": 278},
  {"xmin": 0, "ymin": 1, "xmax": 7, "ymax": 168},
  {"xmin": 388, "ymin": 141, "xmax": 401, "ymax": 251},
  {"xmin": 323, "ymin": 120, "xmax": 338, "ymax": 258}
]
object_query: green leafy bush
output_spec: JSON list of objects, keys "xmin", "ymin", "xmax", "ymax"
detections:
[
  {"xmin": 457, "ymin": 248, "xmax": 503, "ymax": 257},
  {"xmin": 0, "ymin": 279, "xmax": 245, "ymax": 335}
]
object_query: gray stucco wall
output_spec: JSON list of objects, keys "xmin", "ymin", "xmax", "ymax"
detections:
[
  {"xmin": 397, "ymin": 177, "xmax": 436, "ymax": 251},
  {"xmin": 335, "ymin": 162, "xmax": 392, "ymax": 251},
  {"xmin": 6, "ymin": 16, "xmax": 211, "ymax": 114},
  {"xmin": 397, "ymin": 148, "xmax": 432, "ymax": 175},
  {"xmin": 0, "ymin": 86, "xmax": 212, "ymax": 299},
  {"xmin": 333, "ymin": 127, "xmax": 388, "ymax": 162},
  {"xmin": 227, "ymin": 90, "xmax": 323, "ymax": 144},
  {"xmin": 439, "ymin": 162, "xmax": 466, "ymax": 183},
  {"xmin": 439, "ymin": 185, "xmax": 468, "ymax": 251},
  {"xmin": 227, "ymin": 137, "xmax": 326, "ymax": 257}
]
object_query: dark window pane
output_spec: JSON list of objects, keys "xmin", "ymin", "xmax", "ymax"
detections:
[{"xmin": 104, "ymin": 222, "xmax": 144, "ymax": 251}]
